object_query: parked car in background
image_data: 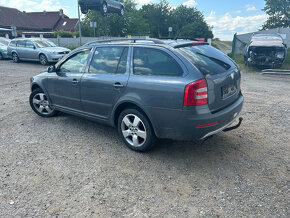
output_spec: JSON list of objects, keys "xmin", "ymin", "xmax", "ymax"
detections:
[
  {"xmin": 7, "ymin": 38, "xmax": 71, "ymax": 65},
  {"xmin": 78, "ymin": 0, "xmax": 125, "ymax": 16},
  {"xmin": 29, "ymin": 38, "xmax": 244, "ymax": 152},
  {"xmin": 0, "ymin": 37, "xmax": 10, "ymax": 60},
  {"xmin": 244, "ymin": 34, "xmax": 287, "ymax": 68}
]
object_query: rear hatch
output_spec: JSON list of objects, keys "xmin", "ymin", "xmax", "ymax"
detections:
[{"xmin": 177, "ymin": 44, "xmax": 241, "ymax": 112}]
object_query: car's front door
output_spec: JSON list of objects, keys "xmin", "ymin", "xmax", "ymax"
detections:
[
  {"xmin": 45, "ymin": 49, "xmax": 91, "ymax": 111},
  {"xmin": 81, "ymin": 46, "xmax": 130, "ymax": 119},
  {"xmin": 23, "ymin": 40, "xmax": 38, "ymax": 61}
]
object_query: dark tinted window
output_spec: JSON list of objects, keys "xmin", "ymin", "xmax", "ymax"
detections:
[
  {"xmin": 133, "ymin": 48, "xmax": 183, "ymax": 76},
  {"xmin": 89, "ymin": 47, "xmax": 127, "ymax": 74},
  {"xmin": 59, "ymin": 50, "xmax": 91, "ymax": 73},
  {"xmin": 178, "ymin": 45, "xmax": 235, "ymax": 76},
  {"xmin": 17, "ymin": 40, "xmax": 25, "ymax": 47},
  {"xmin": 9, "ymin": 41, "xmax": 17, "ymax": 47}
]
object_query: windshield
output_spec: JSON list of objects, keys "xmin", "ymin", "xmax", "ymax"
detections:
[
  {"xmin": 33, "ymin": 40, "xmax": 56, "ymax": 48},
  {"xmin": 178, "ymin": 45, "xmax": 236, "ymax": 76},
  {"xmin": 0, "ymin": 39, "xmax": 10, "ymax": 46}
]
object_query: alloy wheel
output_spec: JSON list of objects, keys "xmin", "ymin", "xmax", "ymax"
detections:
[
  {"xmin": 121, "ymin": 114, "xmax": 147, "ymax": 147},
  {"xmin": 12, "ymin": 53, "xmax": 19, "ymax": 62},
  {"xmin": 103, "ymin": 4, "xmax": 108, "ymax": 14},
  {"xmin": 32, "ymin": 93, "xmax": 54, "ymax": 115},
  {"xmin": 40, "ymin": 55, "xmax": 48, "ymax": 65}
]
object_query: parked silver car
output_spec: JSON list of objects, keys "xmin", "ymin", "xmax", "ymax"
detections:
[{"xmin": 7, "ymin": 38, "xmax": 71, "ymax": 65}]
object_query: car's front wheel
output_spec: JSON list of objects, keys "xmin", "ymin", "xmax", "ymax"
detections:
[
  {"xmin": 29, "ymin": 89, "xmax": 57, "ymax": 117},
  {"xmin": 118, "ymin": 109, "xmax": 156, "ymax": 152},
  {"xmin": 39, "ymin": 54, "xmax": 48, "ymax": 66},
  {"xmin": 12, "ymin": 52, "xmax": 19, "ymax": 63},
  {"xmin": 80, "ymin": 5, "xmax": 88, "ymax": 14},
  {"xmin": 101, "ymin": 2, "xmax": 108, "ymax": 16}
]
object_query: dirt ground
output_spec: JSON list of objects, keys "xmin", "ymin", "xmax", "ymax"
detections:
[{"xmin": 0, "ymin": 60, "xmax": 289, "ymax": 217}]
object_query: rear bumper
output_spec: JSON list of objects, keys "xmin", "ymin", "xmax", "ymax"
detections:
[{"xmin": 149, "ymin": 94, "xmax": 244, "ymax": 140}]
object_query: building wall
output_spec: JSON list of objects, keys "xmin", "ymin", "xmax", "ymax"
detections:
[{"xmin": 233, "ymin": 28, "xmax": 290, "ymax": 55}]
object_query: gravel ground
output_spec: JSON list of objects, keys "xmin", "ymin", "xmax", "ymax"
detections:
[{"xmin": 0, "ymin": 60, "xmax": 289, "ymax": 217}]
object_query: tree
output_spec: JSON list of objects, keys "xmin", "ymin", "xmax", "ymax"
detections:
[
  {"xmin": 172, "ymin": 5, "xmax": 213, "ymax": 38},
  {"xmin": 262, "ymin": 0, "xmax": 290, "ymax": 29}
]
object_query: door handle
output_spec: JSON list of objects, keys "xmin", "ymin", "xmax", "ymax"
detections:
[
  {"xmin": 72, "ymin": 79, "xmax": 79, "ymax": 84},
  {"xmin": 114, "ymin": 82, "xmax": 124, "ymax": 88}
]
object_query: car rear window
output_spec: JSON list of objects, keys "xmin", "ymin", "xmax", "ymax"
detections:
[
  {"xmin": 133, "ymin": 47, "xmax": 183, "ymax": 76},
  {"xmin": 178, "ymin": 45, "xmax": 235, "ymax": 76}
]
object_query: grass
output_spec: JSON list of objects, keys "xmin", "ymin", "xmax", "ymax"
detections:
[
  {"xmin": 223, "ymin": 41, "xmax": 233, "ymax": 47},
  {"xmin": 281, "ymin": 49, "xmax": 290, "ymax": 70}
]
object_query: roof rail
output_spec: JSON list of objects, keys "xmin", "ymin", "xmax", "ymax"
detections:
[
  {"xmin": 159, "ymin": 37, "xmax": 200, "ymax": 41},
  {"xmin": 84, "ymin": 38, "xmax": 165, "ymax": 46}
]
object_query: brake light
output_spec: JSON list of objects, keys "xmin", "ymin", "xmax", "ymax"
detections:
[{"xmin": 184, "ymin": 79, "xmax": 208, "ymax": 106}]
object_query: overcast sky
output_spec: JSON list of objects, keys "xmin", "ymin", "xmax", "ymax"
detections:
[{"xmin": 0, "ymin": 0, "xmax": 268, "ymax": 40}]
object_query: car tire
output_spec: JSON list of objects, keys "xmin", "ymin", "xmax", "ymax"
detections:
[
  {"xmin": 118, "ymin": 108, "xmax": 156, "ymax": 152},
  {"xmin": 12, "ymin": 52, "xmax": 19, "ymax": 63},
  {"xmin": 39, "ymin": 54, "xmax": 48, "ymax": 66},
  {"xmin": 29, "ymin": 88, "xmax": 58, "ymax": 118},
  {"xmin": 101, "ymin": 2, "xmax": 108, "ymax": 16},
  {"xmin": 80, "ymin": 5, "xmax": 88, "ymax": 14},
  {"xmin": 119, "ymin": 7, "xmax": 124, "ymax": 16},
  {"xmin": 0, "ymin": 53, "xmax": 3, "ymax": 60}
]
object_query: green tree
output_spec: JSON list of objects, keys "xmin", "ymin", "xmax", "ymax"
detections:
[
  {"xmin": 172, "ymin": 5, "xmax": 213, "ymax": 38},
  {"xmin": 262, "ymin": 0, "xmax": 290, "ymax": 29}
]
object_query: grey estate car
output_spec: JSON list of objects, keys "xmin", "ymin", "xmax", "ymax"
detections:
[
  {"xmin": 79, "ymin": 0, "xmax": 125, "ymax": 16},
  {"xmin": 8, "ymin": 38, "xmax": 71, "ymax": 65},
  {"xmin": 29, "ymin": 38, "xmax": 244, "ymax": 152}
]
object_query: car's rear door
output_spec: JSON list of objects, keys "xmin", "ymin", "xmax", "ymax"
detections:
[
  {"xmin": 80, "ymin": 46, "xmax": 130, "ymax": 119},
  {"xmin": 45, "ymin": 49, "xmax": 92, "ymax": 111}
]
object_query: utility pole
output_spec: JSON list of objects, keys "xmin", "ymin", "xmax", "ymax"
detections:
[{"xmin": 77, "ymin": 1, "xmax": 82, "ymax": 46}]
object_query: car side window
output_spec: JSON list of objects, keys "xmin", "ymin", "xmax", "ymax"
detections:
[
  {"xmin": 10, "ymin": 41, "xmax": 17, "ymax": 47},
  {"xmin": 17, "ymin": 41, "xmax": 25, "ymax": 48},
  {"xmin": 59, "ymin": 50, "xmax": 91, "ymax": 73},
  {"xmin": 89, "ymin": 47, "xmax": 128, "ymax": 74},
  {"xmin": 133, "ymin": 47, "xmax": 183, "ymax": 76},
  {"xmin": 26, "ymin": 41, "xmax": 35, "ymax": 49}
]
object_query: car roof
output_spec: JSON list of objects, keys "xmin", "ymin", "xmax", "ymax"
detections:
[{"xmin": 12, "ymin": 38, "xmax": 50, "ymax": 41}]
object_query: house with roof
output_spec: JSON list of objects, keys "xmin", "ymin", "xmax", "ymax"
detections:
[{"xmin": 0, "ymin": 6, "xmax": 78, "ymax": 37}]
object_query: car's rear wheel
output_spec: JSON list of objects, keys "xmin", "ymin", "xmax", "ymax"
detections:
[
  {"xmin": 118, "ymin": 109, "xmax": 156, "ymax": 152},
  {"xmin": 119, "ymin": 7, "xmax": 124, "ymax": 16},
  {"xmin": 101, "ymin": 2, "xmax": 108, "ymax": 16},
  {"xmin": 12, "ymin": 52, "xmax": 19, "ymax": 63},
  {"xmin": 0, "ymin": 53, "xmax": 3, "ymax": 60},
  {"xmin": 29, "ymin": 89, "xmax": 57, "ymax": 117},
  {"xmin": 39, "ymin": 54, "xmax": 48, "ymax": 66}
]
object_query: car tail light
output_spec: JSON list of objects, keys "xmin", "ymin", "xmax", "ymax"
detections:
[{"xmin": 184, "ymin": 79, "xmax": 208, "ymax": 106}]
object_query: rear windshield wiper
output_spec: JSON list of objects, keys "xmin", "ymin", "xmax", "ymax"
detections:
[{"xmin": 196, "ymin": 52, "xmax": 231, "ymax": 70}]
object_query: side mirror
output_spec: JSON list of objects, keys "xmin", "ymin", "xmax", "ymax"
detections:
[{"xmin": 48, "ymin": 65, "xmax": 56, "ymax": 73}]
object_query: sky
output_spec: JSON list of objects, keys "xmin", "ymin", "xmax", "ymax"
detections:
[{"xmin": 0, "ymin": 0, "xmax": 268, "ymax": 40}]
